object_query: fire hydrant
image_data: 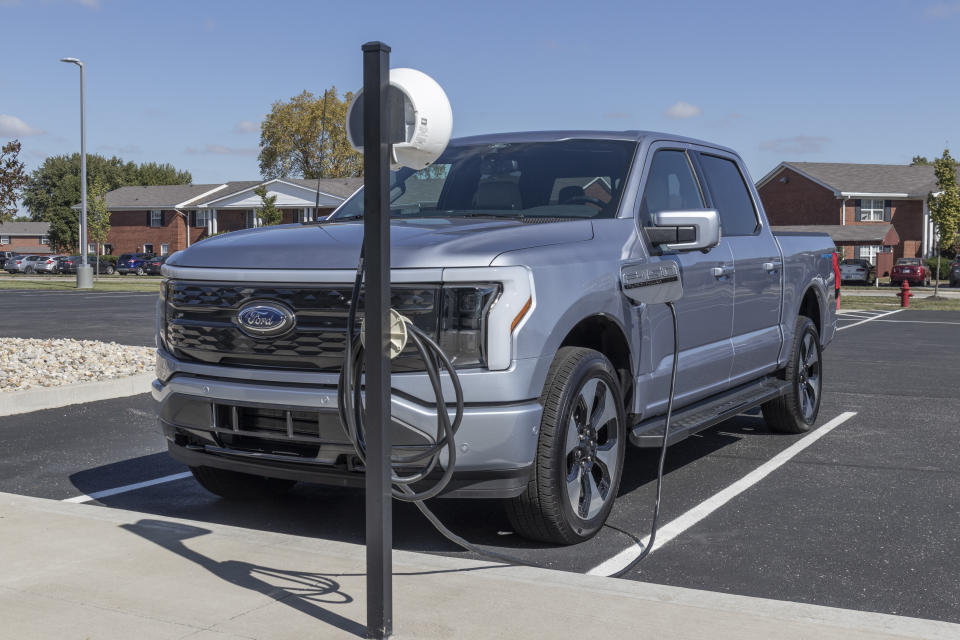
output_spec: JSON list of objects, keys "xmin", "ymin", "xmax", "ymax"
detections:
[{"xmin": 899, "ymin": 280, "xmax": 913, "ymax": 308}]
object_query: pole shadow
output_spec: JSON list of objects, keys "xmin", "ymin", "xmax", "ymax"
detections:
[{"xmin": 120, "ymin": 518, "xmax": 367, "ymax": 638}]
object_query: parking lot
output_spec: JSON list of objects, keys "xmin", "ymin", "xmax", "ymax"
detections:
[{"xmin": 1, "ymin": 291, "xmax": 958, "ymax": 625}]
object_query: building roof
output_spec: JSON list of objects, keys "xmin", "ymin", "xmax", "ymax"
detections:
[
  {"xmin": 758, "ymin": 162, "xmax": 959, "ymax": 199},
  {"xmin": 0, "ymin": 221, "xmax": 50, "ymax": 236},
  {"xmin": 773, "ymin": 224, "xmax": 900, "ymax": 245},
  {"xmin": 286, "ymin": 178, "xmax": 363, "ymax": 199},
  {"xmin": 103, "ymin": 184, "xmax": 225, "ymax": 209}
]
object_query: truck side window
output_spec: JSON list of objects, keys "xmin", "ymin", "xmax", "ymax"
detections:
[
  {"xmin": 638, "ymin": 150, "xmax": 704, "ymax": 225},
  {"xmin": 699, "ymin": 154, "xmax": 759, "ymax": 236}
]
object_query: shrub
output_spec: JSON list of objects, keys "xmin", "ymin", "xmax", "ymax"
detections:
[{"xmin": 925, "ymin": 256, "xmax": 952, "ymax": 279}]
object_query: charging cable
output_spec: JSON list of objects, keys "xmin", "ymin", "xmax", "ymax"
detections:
[{"xmin": 336, "ymin": 253, "xmax": 680, "ymax": 575}]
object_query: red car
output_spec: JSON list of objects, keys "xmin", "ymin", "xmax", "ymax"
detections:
[{"xmin": 890, "ymin": 258, "xmax": 931, "ymax": 287}]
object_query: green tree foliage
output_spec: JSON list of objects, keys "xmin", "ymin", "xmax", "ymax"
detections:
[
  {"xmin": 258, "ymin": 87, "xmax": 362, "ymax": 180},
  {"xmin": 253, "ymin": 185, "xmax": 283, "ymax": 226},
  {"xmin": 911, "ymin": 154, "xmax": 958, "ymax": 167},
  {"xmin": 87, "ymin": 177, "xmax": 111, "ymax": 250},
  {"xmin": 928, "ymin": 149, "xmax": 960, "ymax": 294},
  {"xmin": 22, "ymin": 153, "xmax": 192, "ymax": 252},
  {"xmin": 0, "ymin": 139, "xmax": 28, "ymax": 223}
]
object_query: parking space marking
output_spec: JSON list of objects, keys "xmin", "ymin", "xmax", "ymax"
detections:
[
  {"xmin": 866, "ymin": 319, "xmax": 960, "ymax": 325},
  {"xmin": 836, "ymin": 308, "xmax": 904, "ymax": 331},
  {"xmin": 587, "ymin": 411, "xmax": 857, "ymax": 577},
  {"xmin": 62, "ymin": 471, "xmax": 191, "ymax": 504}
]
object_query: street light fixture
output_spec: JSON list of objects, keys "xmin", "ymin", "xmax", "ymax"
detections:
[{"xmin": 60, "ymin": 57, "xmax": 93, "ymax": 289}]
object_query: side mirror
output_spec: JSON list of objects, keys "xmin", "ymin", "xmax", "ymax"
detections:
[{"xmin": 646, "ymin": 209, "xmax": 721, "ymax": 252}]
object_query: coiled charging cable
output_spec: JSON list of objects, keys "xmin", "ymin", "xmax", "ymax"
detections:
[{"xmin": 336, "ymin": 252, "xmax": 680, "ymax": 575}]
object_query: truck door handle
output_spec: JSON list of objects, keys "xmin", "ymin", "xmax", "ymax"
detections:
[
  {"xmin": 711, "ymin": 265, "xmax": 735, "ymax": 278},
  {"xmin": 763, "ymin": 261, "xmax": 783, "ymax": 272}
]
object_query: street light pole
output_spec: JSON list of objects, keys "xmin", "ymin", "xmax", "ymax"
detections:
[{"xmin": 60, "ymin": 57, "xmax": 93, "ymax": 289}]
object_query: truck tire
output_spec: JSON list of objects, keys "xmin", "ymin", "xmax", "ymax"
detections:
[
  {"xmin": 189, "ymin": 466, "xmax": 296, "ymax": 500},
  {"xmin": 505, "ymin": 347, "xmax": 626, "ymax": 544},
  {"xmin": 762, "ymin": 316, "xmax": 822, "ymax": 434}
]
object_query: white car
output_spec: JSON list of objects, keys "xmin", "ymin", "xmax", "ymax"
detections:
[{"xmin": 839, "ymin": 259, "xmax": 876, "ymax": 285}]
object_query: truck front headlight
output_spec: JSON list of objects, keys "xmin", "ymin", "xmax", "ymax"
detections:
[{"xmin": 438, "ymin": 285, "xmax": 500, "ymax": 368}]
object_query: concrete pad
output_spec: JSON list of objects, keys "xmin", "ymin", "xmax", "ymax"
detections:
[
  {"xmin": 0, "ymin": 491, "xmax": 956, "ymax": 640},
  {"xmin": 0, "ymin": 373, "xmax": 155, "ymax": 416}
]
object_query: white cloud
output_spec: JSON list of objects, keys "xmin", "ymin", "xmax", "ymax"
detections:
[
  {"xmin": 924, "ymin": 2, "xmax": 960, "ymax": 18},
  {"xmin": 233, "ymin": 120, "xmax": 259, "ymax": 134},
  {"xmin": 0, "ymin": 114, "xmax": 45, "ymax": 137},
  {"xmin": 664, "ymin": 101, "xmax": 703, "ymax": 119},
  {"xmin": 758, "ymin": 135, "xmax": 830, "ymax": 154},
  {"xmin": 186, "ymin": 143, "xmax": 257, "ymax": 156}
]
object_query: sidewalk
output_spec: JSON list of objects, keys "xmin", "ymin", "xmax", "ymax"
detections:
[{"xmin": 1, "ymin": 492, "xmax": 956, "ymax": 640}]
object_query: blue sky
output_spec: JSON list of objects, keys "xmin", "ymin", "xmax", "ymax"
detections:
[{"xmin": 2, "ymin": 0, "xmax": 959, "ymax": 193}]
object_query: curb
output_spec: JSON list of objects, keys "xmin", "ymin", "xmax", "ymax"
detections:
[{"xmin": 0, "ymin": 373, "xmax": 155, "ymax": 416}]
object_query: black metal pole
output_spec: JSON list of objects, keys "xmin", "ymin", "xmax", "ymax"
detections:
[{"xmin": 361, "ymin": 40, "xmax": 393, "ymax": 640}]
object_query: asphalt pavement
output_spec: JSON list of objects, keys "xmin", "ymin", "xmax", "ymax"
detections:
[
  {"xmin": 0, "ymin": 289, "xmax": 157, "ymax": 345},
  {"xmin": 0, "ymin": 306, "xmax": 957, "ymax": 626}
]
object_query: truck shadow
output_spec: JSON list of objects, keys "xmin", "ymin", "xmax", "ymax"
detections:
[{"xmin": 119, "ymin": 518, "xmax": 366, "ymax": 637}]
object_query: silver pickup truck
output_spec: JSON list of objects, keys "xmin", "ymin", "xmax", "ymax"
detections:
[{"xmin": 154, "ymin": 130, "xmax": 837, "ymax": 544}]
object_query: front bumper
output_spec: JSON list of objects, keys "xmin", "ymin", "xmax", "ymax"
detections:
[{"xmin": 152, "ymin": 364, "xmax": 543, "ymax": 499}]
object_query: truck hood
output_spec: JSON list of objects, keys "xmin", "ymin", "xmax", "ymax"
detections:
[{"xmin": 166, "ymin": 218, "xmax": 594, "ymax": 270}]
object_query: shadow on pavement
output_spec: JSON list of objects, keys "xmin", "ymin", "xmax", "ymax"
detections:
[{"xmin": 121, "ymin": 518, "xmax": 367, "ymax": 637}]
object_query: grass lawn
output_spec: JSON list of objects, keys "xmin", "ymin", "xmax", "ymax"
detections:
[
  {"xmin": 0, "ymin": 278, "xmax": 161, "ymax": 292},
  {"xmin": 840, "ymin": 295, "xmax": 960, "ymax": 311}
]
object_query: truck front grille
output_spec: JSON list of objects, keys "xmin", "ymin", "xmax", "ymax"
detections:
[{"xmin": 164, "ymin": 281, "xmax": 439, "ymax": 371}]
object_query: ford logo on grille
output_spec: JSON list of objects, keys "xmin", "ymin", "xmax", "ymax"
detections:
[{"xmin": 236, "ymin": 302, "xmax": 295, "ymax": 337}]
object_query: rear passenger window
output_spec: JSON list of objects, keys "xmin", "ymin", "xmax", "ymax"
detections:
[
  {"xmin": 638, "ymin": 150, "xmax": 704, "ymax": 224},
  {"xmin": 698, "ymin": 154, "xmax": 759, "ymax": 236}
]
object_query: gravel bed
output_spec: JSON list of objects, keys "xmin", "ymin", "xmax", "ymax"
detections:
[{"xmin": 0, "ymin": 338, "xmax": 156, "ymax": 392}]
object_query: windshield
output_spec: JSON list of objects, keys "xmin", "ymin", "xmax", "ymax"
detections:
[
  {"xmin": 896, "ymin": 258, "xmax": 921, "ymax": 265},
  {"xmin": 329, "ymin": 139, "xmax": 636, "ymax": 221}
]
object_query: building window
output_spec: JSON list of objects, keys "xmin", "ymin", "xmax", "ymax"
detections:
[
  {"xmin": 103, "ymin": 244, "xmax": 113, "ymax": 255},
  {"xmin": 0, "ymin": 235, "xmax": 8, "ymax": 245},
  {"xmin": 195, "ymin": 210, "xmax": 210, "ymax": 227},
  {"xmin": 296, "ymin": 208, "xmax": 314, "ymax": 223},
  {"xmin": 860, "ymin": 199, "xmax": 884, "ymax": 222},
  {"xmin": 87, "ymin": 243, "xmax": 96, "ymax": 254},
  {"xmin": 246, "ymin": 209, "xmax": 257, "ymax": 228},
  {"xmin": 856, "ymin": 245, "xmax": 891, "ymax": 265},
  {"xmin": 150, "ymin": 209, "xmax": 163, "ymax": 227},
  {"xmin": 160, "ymin": 243, "xmax": 169, "ymax": 256},
  {"xmin": 143, "ymin": 243, "xmax": 154, "ymax": 255},
  {"xmin": 41, "ymin": 235, "xmax": 49, "ymax": 245}
]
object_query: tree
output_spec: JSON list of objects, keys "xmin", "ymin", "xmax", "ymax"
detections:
[
  {"xmin": 0, "ymin": 139, "xmax": 28, "ymax": 223},
  {"xmin": 88, "ymin": 176, "xmax": 111, "ymax": 253},
  {"xmin": 22, "ymin": 153, "xmax": 192, "ymax": 252},
  {"xmin": 928, "ymin": 149, "xmax": 960, "ymax": 296},
  {"xmin": 911, "ymin": 155, "xmax": 931, "ymax": 166},
  {"xmin": 258, "ymin": 87, "xmax": 362, "ymax": 180},
  {"xmin": 253, "ymin": 185, "xmax": 282, "ymax": 226}
]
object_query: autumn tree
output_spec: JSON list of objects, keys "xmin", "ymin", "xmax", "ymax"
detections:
[
  {"xmin": 258, "ymin": 87, "xmax": 362, "ymax": 180},
  {"xmin": 253, "ymin": 185, "xmax": 283, "ymax": 226},
  {"xmin": 0, "ymin": 139, "xmax": 28, "ymax": 223},
  {"xmin": 928, "ymin": 149, "xmax": 960, "ymax": 295}
]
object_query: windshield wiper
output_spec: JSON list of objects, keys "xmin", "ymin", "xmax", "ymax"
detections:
[{"xmin": 462, "ymin": 212, "xmax": 526, "ymax": 219}]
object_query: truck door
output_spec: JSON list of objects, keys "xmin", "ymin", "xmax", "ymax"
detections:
[
  {"xmin": 632, "ymin": 145, "xmax": 735, "ymax": 417},
  {"xmin": 694, "ymin": 151, "xmax": 783, "ymax": 385}
]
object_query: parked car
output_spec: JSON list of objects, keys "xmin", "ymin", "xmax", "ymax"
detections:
[
  {"xmin": 20, "ymin": 255, "xmax": 48, "ymax": 274},
  {"xmin": 949, "ymin": 256, "xmax": 960, "ymax": 288},
  {"xmin": 2, "ymin": 253, "xmax": 25, "ymax": 273},
  {"xmin": 839, "ymin": 258, "xmax": 876, "ymax": 285},
  {"xmin": 59, "ymin": 255, "xmax": 116, "ymax": 275},
  {"xmin": 154, "ymin": 130, "xmax": 838, "ymax": 544},
  {"xmin": 143, "ymin": 255, "xmax": 168, "ymax": 275},
  {"xmin": 116, "ymin": 253, "xmax": 155, "ymax": 275},
  {"xmin": 34, "ymin": 255, "xmax": 63, "ymax": 274},
  {"xmin": 890, "ymin": 257, "xmax": 931, "ymax": 287},
  {"xmin": 0, "ymin": 251, "xmax": 16, "ymax": 269}
]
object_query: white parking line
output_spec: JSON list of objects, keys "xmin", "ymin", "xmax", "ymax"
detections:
[
  {"xmin": 836, "ymin": 308, "xmax": 904, "ymax": 331},
  {"xmin": 587, "ymin": 411, "xmax": 857, "ymax": 577},
  {"xmin": 62, "ymin": 471, "xmax": 192, "ymax": 504}
]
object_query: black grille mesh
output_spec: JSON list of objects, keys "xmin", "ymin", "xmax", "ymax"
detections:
[{"xmin": 165, "ymin": 281, "xmax": 439, "ymax": 371}]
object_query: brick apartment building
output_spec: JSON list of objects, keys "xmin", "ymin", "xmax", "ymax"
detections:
[
  {"xmin": 0, "ymin": 221, "xmax": 53, "ymax": 255},
  {"xmin": 83, "ymin": 177, "xmax": 362, "ymax": 256},
  {"xmin": 757, "ymin": 162, "xmax": 955, "ymax": 276}
]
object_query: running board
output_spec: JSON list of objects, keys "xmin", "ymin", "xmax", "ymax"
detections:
[{"xmin": 630, "ymin": 377, "xmax": 790, "ymax": 448}]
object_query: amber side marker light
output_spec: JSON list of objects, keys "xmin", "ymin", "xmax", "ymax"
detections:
[{"xmin": 511, "ymin": 297, "xmax": 533, "ymax": 333}]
